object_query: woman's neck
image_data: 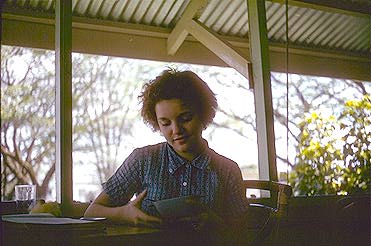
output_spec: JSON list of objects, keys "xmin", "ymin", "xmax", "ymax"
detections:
[{"xmin": 176, "ymin": 139, "xmax": 207, "ymax": 161}]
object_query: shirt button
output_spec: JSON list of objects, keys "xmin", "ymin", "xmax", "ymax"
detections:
[{"xmin": 182, "ymin": 181, "xmax": 187, "ymax": 187}]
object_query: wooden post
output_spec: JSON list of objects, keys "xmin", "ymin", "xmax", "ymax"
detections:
[
  {"xmin": 55, "ymin": 0, "xmax": 73, "ymax": 215},
  {"xmin": 247, "ymin": 0, "xmax": 278, "ymax": 182}
]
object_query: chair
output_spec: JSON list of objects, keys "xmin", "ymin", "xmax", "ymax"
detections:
[{"xmin": 242, "ymin": 180, "xmax": 292, "ymax": 246}]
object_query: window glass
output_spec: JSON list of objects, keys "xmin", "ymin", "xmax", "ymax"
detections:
[
  {"xmin": 1, "ymin": 45, "xmax": 56, "ymax": 201},
  {"xmin": 71, "ymin": 54, "xmax": 259, "ymax": 202},
  {"xmin": 272, "ymin": 73, "xmax": 371, "ymax": 196}
]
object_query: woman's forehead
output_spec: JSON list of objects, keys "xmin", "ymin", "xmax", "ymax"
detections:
[{"xmin": 155, "ymin": 99, "xmax": 195, "ymax": 117}]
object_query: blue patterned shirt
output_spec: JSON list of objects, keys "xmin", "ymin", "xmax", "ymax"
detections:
[{"xmin": 102, "ymin": 142, "xmax": 248, "ymax": 220}]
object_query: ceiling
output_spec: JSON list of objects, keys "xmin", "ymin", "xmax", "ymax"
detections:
[{"xmin": 2, "ymin": 0, "xmax": 370, "ymax": 81}]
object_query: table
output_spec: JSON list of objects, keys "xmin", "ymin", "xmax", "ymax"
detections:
[{"xmin": 1, "ymin": 218, "xmax": 224, "ymax": 246}]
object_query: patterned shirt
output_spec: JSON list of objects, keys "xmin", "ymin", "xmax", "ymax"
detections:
[{"xmin": 102, "ymin": 142, "xmax": 248, "ymax": 220}]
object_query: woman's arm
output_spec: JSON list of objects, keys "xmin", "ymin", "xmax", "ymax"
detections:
[{"xmin": 84, "ymin": 189, "xmax": 162, "ymax": 227}]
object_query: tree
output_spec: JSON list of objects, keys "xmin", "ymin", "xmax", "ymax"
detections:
[
  {"xmin": 339, "ymin": 95, "xmax": 371, "ymax": 194},
  {"xmin": 72, "ymin": 54, "xmax": 164, "ymax": 185},
  {"xmin": 270, "ymin": 74, "xmax": 368, "ymax": 169},
  {"xmin": 1, "ymin": 47, "xmax": 56, "ymax": 199},
  {"xmin": 289, "ymin": 96, "xmax": 371, "ymax": 195},
  {"xmin": 289, "ymin": 112, "xmax": 343, "ymax": 195}
]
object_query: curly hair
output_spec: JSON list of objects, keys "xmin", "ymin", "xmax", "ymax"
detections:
[{"xmin": 138, "ymin": 68, "xmax": 218, "ymax": 131}]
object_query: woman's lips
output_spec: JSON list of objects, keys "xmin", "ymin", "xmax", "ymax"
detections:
[{"xmin": 173, "ymin": 135, "xmax": 189, "ymax": 142}]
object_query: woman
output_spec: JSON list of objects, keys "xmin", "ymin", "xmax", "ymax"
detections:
[{"xmin": 84, "ymin": 68, "xmax": 248, "ymax": 230}]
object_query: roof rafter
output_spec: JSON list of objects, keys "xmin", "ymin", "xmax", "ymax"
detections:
[
  {"xmin": 167, "ymin": 0, "xmax": 251, "ymax": 81},
  {"xmin": 167, "ymin": 0, "xmax": 207, "ymax": 55},
  {"xmin": 186, "ymin": 19, "xmax": 251, "ymax": 82}
]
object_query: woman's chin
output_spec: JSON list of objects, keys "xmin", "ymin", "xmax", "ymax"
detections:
[{"xmin": 173, "ymin": 145, "xmax": 190, "ymax": 154}]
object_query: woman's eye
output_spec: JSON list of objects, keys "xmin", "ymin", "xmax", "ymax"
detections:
[
  {"xmin": 180, "ymin": 114, "xmax": 193, "ymax": 122},
  {"xmin": 160, "ymin": 121, "xmax": 170, "ymax": 126}
]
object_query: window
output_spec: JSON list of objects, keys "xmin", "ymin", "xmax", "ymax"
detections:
[
  {"xmin": 3, "ymin": 45, "xmax": 369, "ymax": 202},
  {"xmin": 1, "ymin": 46, "xmax": 56, "ymax": 201},
  {"xmin": 1, "ymin": 46, "xmax": 259, "ymax": 202},
  {"xmin": 272, "ymin": 73, "xmax": 371, "ymax": 196}
]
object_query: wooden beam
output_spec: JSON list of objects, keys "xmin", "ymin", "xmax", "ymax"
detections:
[
  {"xmin": 186, "ymin": 19, "xmax": 251, "ymax": 81},
  {"xmin": 293, "ymin": 0, "xmax": 370, "ymax": 16},
  {"xmin": 167, "ymin": 0, "xmax": 207, "ymax": 55},
  {"xmin": 271, "ymin": 0, "xmax": 370, "ymax": 17},
  {"xmin": 55, "ymin": 0, "xmax": 73, "ymax": 214},
  {"xmin": 3, "ymin": 12, "xmax": 368, "ymax": 62},
  {"xmin": 248, "ymin": 0, "xmax": 278, "ymax": 181}
]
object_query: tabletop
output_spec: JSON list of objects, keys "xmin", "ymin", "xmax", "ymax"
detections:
[{"xmin": 1, "ymin": 217, "xmax": 227, "ymax": 246}]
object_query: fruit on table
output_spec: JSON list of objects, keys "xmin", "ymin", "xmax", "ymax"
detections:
[{"xmin": 30, "ymin": 200, "xmax": 62, "ymax": 217}]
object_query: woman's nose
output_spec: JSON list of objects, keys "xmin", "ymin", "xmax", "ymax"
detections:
[{"xmin": 172, "ymin": 122, "xmax": 183, "ymax": 134}]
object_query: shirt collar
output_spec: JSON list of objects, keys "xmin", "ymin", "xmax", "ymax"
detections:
[{"xmin": 166, "ymin": 142, "xmax": 211, "ymax": 174}]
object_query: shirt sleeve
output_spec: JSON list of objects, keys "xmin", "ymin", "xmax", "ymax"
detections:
[
  {"xmin": 224, "ymin": 163, "xmax": 249, "ymax": 220},
  {"xmin": 102, "ymin": 148, "xmax": 143, "ymax": 206}
]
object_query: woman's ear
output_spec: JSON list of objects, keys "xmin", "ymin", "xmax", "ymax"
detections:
[
  {"xmin": 202, "ymin": 124, "xmax": 207, "ymax": 130},
  {"xmin": 155, "ymin": 123, "xmax": 160, "ymax": 131}
]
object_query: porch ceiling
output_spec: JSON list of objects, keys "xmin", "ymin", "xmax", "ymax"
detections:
[{"xmin": 2, "ymin": 0, "xmax": 370, "ymax": 81}]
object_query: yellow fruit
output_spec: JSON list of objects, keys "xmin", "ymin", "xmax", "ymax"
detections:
[{"xmin": 30, "ymin": 200, "xmax": 62, "ymax": 217}]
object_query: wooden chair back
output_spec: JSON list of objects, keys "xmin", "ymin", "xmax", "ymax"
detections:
[{"xmin": 242, "ymin": 180, "xmax": 292, "ymax": 246}]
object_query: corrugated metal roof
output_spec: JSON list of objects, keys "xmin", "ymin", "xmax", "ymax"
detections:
[{"xmin": 3, "ymin": 0, "xmax": 370, "ymax": 55}]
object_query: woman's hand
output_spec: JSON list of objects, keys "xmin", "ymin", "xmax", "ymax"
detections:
[
  {"xmin": 118, "ymin": 190, "xmax": 162, "ymax": 227},
  {"xmin": 84, "ymin": 190, "xmax": 161, "ymax": 227}
]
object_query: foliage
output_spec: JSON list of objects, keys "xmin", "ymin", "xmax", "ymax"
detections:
[
  {"xmin": 290, "ymin": 96, "xmax": 371, "ymax": 196},
  {"xmin": 270, "ymin": 74, "xmax": 367, "ymax": 169},
  {"xmin": 339, "ymin": 95, "xmax": 371, "ymax": 193}
]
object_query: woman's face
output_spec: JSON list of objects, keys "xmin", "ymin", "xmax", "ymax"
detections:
[{"xmin": 155, "ymin": 99, "xmax": 204, "ymax": 160}]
